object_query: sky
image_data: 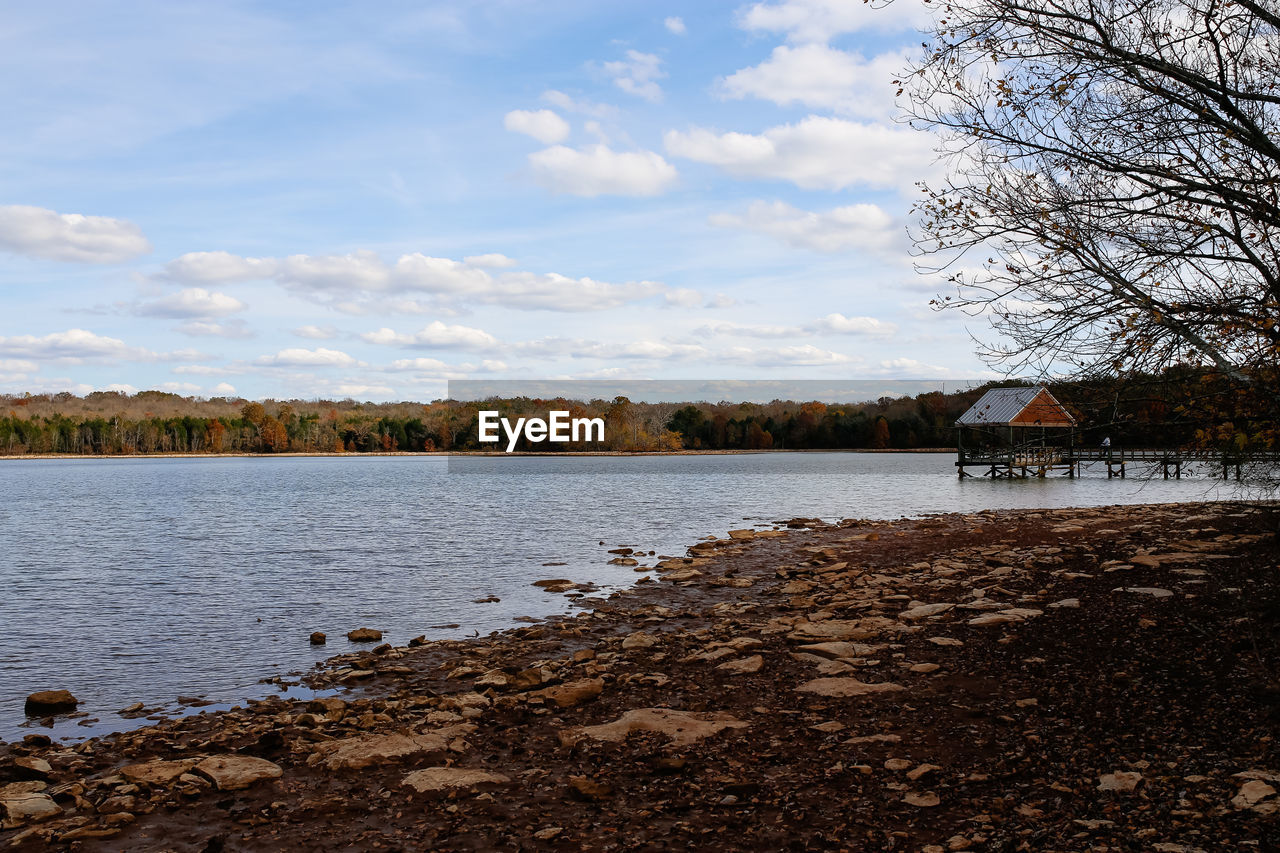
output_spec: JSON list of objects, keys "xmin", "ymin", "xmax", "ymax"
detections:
[{"xmin": 0, "ymin": 0, "xmax": 996, "ymax": 401}]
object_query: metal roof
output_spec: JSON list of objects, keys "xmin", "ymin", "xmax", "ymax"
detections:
[{"xmin": 955, "ymin": 386, "xmax": 1076, "ymax": 427}]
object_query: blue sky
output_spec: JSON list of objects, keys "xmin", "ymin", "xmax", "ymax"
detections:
[{"xmin": 0, "ymin": 0, "xmax": 994, "ymax": 400}]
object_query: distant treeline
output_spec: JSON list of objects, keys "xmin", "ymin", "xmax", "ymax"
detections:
[{"xmin": 0, "ymin": 370, "xmax": 1268, "ymax": 456}]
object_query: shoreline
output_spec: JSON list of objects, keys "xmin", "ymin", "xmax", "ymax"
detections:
[
  {"xmin": 0, "ymin": 448, "xmax": 959, "ymax": 462},
  {"xmin": 2, "ymin": 498, "xmax": 1277, "ymax": 849}
]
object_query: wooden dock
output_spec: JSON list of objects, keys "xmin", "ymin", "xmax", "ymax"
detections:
[{"xmin": 956, "ymin": 447, "xmax": 1278, "ymax": 480}]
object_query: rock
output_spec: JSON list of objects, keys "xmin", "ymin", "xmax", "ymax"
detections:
[
  {"xmin": 23, "ymin": 690, "xmax": 78, "ymax": 716},
  {"xmin": 787, "ymin": 620, "xmax": 890, "ymax": 642},
  {"xmin": 568, "ymin": 775, "xmax": 613, "ymax": 799},
  {"xmin": 928, "ymin": 637, "xmax": 964, "ymax": 647},
  {"xmin": 884, "ymin": 758, "xmax": 912, "ymax": 771},
  {"xmin": 1113, "ymin": 587, "xmax": 1174, "ymax": 598},
  {"xmin": 900, "ymin": 603, "xmax": 955, "ymax": 621},
  {"xmin": 1047, "ymin": 598, "xmax": 1080, "ymax": 609},
  {"xmin": 1097, "ymin": 771, "xmax": 1143, "ymax": 792},
  {"xmin": 909, "ymin": 663, "xmax": 941, "ymax": 674},
  {"xmin": 0, "ymin": 792, "xmax": 61, "ymax": 827},
  {"xmin": 346, "ymin": 628, "xmax": 382, "ymax": 642},
  {"xmin": 193, "ymin": 756, "xmax": 283, "ymax": 791},
  {"xmin": 539, "ymin": 678, "xmax": 605, "ymax": 708},
  {"xmin": 727, "ymin": 529, "xmax": 757, "ymax": 540},
  {"xmin": 799, "ymin": 641, "xmax": 881, "ymax": 659},
  {"xmin": 120, "ymin": 759, "xmax": 201, "ymax": 786},
  {"xmin": 621, "ymin": 631, "xmax": 658, "ymax": 649},
  {"xmin": 716, "ymin": 655, "xmax": 764, "ymax": 675},
  {"xmin": 310, "ymin": 726, "xmax": 474, "ymax": 770},
  {"xmin": 10, "ymin": 757, "xmax": 51, "ymax": 781},
  {"xmin": 904, "ymin": 791, "xmax": 940, "ymax": 807},
  {"xmin": 534, "ymin": 579, "xmax": 579, "ymax": 593},
  {"xmin": 402, "ymin": 768, "xmax": 511, "ymax": 794},
  {"xmin": 907, "ymin": 763, "xmax": 941, "ymax": 781},
  {"xmin": 968, "ymin": 612, "xmax": 1024, "ymax": 627},
  {"xmin": 1231, "ymin": 780, "xmax": 1277, "ymax": 810},
  {"xmin": 811, "ymin": 721, "xmax": 846, "ymax": 733},
  {"xmin": 310, "ymin": 632, "xmax": 327, "ymax": 645},
  {"xmin": 795, "ymin": 678, "xmax": 906, "ymax": 698},
  {"xmin": 564, "ymin": 708, "xmax": 750, "ymax": 747},
  {"xmin": 533, "ymin": 827, "xmax": 564, "ymax": 841}
]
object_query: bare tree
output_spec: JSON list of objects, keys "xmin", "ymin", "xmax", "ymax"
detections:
[{"xmin": 904, "ymin": 0, "xmax": 1280, "ymax": 407}]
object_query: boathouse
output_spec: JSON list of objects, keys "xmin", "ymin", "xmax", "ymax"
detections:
[{"xmin": 955, "ymin": 385, "xmax": 1077, "ymax": 478}]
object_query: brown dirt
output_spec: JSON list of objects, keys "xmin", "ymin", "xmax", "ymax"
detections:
[{"xmin": 2, "ymin": 500, "xmax": 1278, "ymax": 851}]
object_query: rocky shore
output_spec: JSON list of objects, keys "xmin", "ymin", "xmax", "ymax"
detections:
[{"xmin": 2, "ymin": 500, "xmax": 1278, "ymax": 851}]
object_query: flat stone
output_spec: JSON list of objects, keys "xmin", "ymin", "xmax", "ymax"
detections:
[
  {"xmin": 787, "ymin": 619, "xmax": 892, "ymax": 642},
  {"xmin": 1048, "ymin": 598, "xmax": 1080, "ymax": 609},
  {"xmin": 1232, "ymin": 780, "xmax": 1277, "ymax": 810},
  {"xmin": 120, "ymin": 759, "xmax": 201, "ymax": 786},
  {"xmin": 899, "ymin": 603, "xmax": 955, "ymax": 621},
  {"xmin": 927, "ymin": 637, "xmax": 963, "ymax": 647},
  {"xmin": 538, "ymin": 678, "xmax": 604, "ymax": 708},
  {"xmin": 716, "ymin": 655, "xmax": 764, "ymax": 675},
  {"xmin": 10, "ymin": 757, "xmax": 51, "ymax": 781},
  {"xmin": 795, "ymin": 678, "xmax": 906, "ymax": 697},
  {"xmin": 621, "ymin": 632, "xmax": 658, "ymax": 649},
  {"xmin": 193, "ymin": 756, "xmax": 283, "ymax": 791},
  {"xmin": 909, "ymin": 663, "xmax": 941, "ymax": 674},
  {"xmin": 346, "ymin": 628, "xmax": 383, "ymax": 642},
  {"xmin": 1097, "ymin": 771, "xmax": 1143, "ymax": 792},
  {"xmin": 311, "ymin": 726, "xmax": 474, "ymax": 770},
  {"xmin": 1114, "ymin": 587, "xmax": 1174, "ymax": 598},
  {"xmin": 401, "ymin": 768, "xmax": 511, "ymax": 795},
  {"xmin": 564, "ymin": 708, "xmax": 750, "ymax": 747},
  {"xmin": 798, "ymin": 641, "xmax": 880, "ymax": 659},
  {"xmin": 904, "ymin": 791, "xmax": 940, "ymax": 807},
  {"xmin": 0, "ymin": 792, "xmax": 61, "ymax": 827}
]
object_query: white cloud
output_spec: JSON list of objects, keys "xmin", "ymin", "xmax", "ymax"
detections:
[
  {"xmin": 0, "ymin": 328, "xmax": 152, "ymax": 362},
  {"xmin": 362, "ymin": 321, "xmax": 498, "ymax": 350},
  {"xmin": 503, "ymin": 109, "xmax": 570, "ymax": 144},
  {"xmin": 175, "ymin": 319, "xmax": 253, "ymax": 338},
  {"xmin": 602, "ymin": 50, "xmax": 666, "ymax": 102},
  {"xmin": 722, "ymin": 343, "xmax": 853, "ymax": 366},
  {"xmin": 255, "ymin": 347, "xmax": 357, "ymax": 367},
  {"xmin": 0, "ymin": 205, "xmax": 151, "ymax": 263},
  {"xmin": 212, "ymin": 382, "xmax": 237, "ymax": 395},
  {"xmin": 462, "ymin": 253, "xmax": 517, "ymax": 269},
  {"xmin": 388, "ymin": 357, "xmax": 452, "ymax": 372},
  {"xmin": 293, "ymin": 324, "xmax": 337, "ymax": 339},
  {"xmin": 540, "ymin": 90, "xmax": 617, "ymax": 118},
  {"xmin": 136, "ymin": 287, "xmax": 246, "ymax": 318},
  {"xmin": 709, "ymin": 200, "xmax": 897, "ymax": 252},
  {"xmin": 737, "ymin": 0, "xmax": 931, "ymax": 44},
  {"xmin": 528, "ymin": 144, "xmax": 677, "ymax": 197},
  {"xmin": 719, "ymin": 45, "xmax": 909, "ymax": 118},
  {"xmin": 816, "ymin": 313, "xmax": 897, "ymax": 335},
  {"xmin": 697, "ymin": 314, "xmax": 896, "ymax": 338},
  {"xmin": 665, "ymin": 116, "xmax": 934, "ymax": 191},
  {"xmin": 173, "ymin": 365, "xmax": 236, "ymax": 376},
  {"xmin": 664, "ymin": 16, "xmax": 687, "ymax": 35},
  {"xmin": 158, "ymin": 381, "xmax": 203, "ymax": 394},
  {"xmin": 160, "ymin": 248, "xmax": 678, "ymax": 312},
  {"xmin": 159, "ymin": 250, "xmax": 276, "ymax": 283},
  {"xmin": 0, "ymin": 359, "xmax": 39, "ymax": 373},
  {"xmin": 695, "ymin": 321, "xmax": 806, "ymax": 338},
  {"xmin": 276, "ymin": 251, "xmax": 389, "ymax": 292},
  {"xmin": 663, "ymin": 288, "xmax": 704, "ymax": 308}
]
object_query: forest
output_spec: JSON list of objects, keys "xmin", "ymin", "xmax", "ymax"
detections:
[{"xmin": 0, "ymin": 369, "xmax": 1267, "ymax": 457}]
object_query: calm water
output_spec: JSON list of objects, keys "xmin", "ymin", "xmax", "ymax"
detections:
[{"xmin": 0, "ymin": 452, "xmax": 1252, "ymax": 741}]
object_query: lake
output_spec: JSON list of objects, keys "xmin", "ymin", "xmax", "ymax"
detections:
[{"xmin": 0, "ymin": 452, "xmax": 1254, "ymax": 742}]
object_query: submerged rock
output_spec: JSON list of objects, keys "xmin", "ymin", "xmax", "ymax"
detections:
[{"xmin": 24, "ymin": 690, "xmax": 78, "ymax": 716}]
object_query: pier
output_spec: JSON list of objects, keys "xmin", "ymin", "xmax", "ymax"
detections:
[{"xmin": 955, "ymin": 446, "xmax": 1273, "ymax": 480}]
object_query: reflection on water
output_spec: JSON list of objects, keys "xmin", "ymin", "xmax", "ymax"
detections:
[{"xmin": 0, "ymin": 452, "xmax": 1252, "ymax": 740}]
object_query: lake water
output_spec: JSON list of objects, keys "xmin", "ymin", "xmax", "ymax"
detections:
[{"xmin": 0, "ymin": 452, "xmax": 1254, "ymax": 742}]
